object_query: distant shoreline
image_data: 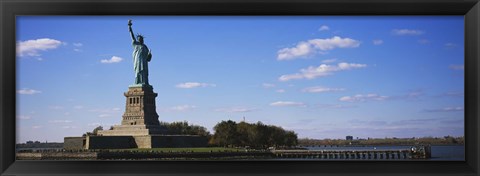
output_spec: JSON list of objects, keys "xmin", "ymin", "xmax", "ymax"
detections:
[
  {"xmin": 298, "ymin": 144, "xmax": 464, "ymax": 147},
  {"xmin": 298, "ymin": 136, "xmax": 464, "ymax": 146}
]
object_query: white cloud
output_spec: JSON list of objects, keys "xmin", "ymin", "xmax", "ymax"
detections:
[
  {"xmin": 373, "ymin": 40, "xmax": 383, "ymax": 45},
  {"xmin": 262, "ymin": 83, "xmax": 276, "ymax": 88},
  {"xmin": 98, "ymin": 114, "xmax": 111, "ymax": 118},
  {"xmin": 89, "ymin": 107, "xmax": 120, "ymax": 118},
  {"xmin": 48, "ymin": 106, "xmax": 63, "ymax": 110},
  {"xmin": 316, "ymin": 104, "xmax": 356, "ymax": 109},
  {"xmin": 440, "ymin": 91, "xmax": 464, "ymax": 97},
  {"xmin": 48, "ymin": 120, "xmax": 72, "ymax": 123},
  {"xmin": 171, "ymin": 105, "xmax": 197, "ymax": 111},
  {"xmin": 88, "ymin": 122, "xmax": 102, "ymax": 127},
  {"xmin": 32, "ymin": 125, "xmax": 42, "ymax": 129},
  {"xmin": 424, "ymin": 106, "xmax": 463, "ymax": 112},
  {"xmin": 277, "ymin": 42, "xmax": 312, "ymax": 61},
  {"xmin": 276, "ymin": 89, "xmax": 286, "ymax": 93},
  {"xmin": 302, "ymin": 86, "xmax": 345, "ymax": 93},
  {"xmin": 279, "ymin": 74, "xmax": 304, "ymax": 81},
  {"xmin": 73, "ymin": 105, "xmax": 84, "ymax": 109},
  {"xmin": 17, "ymin": 115, "xmax": 31, "ymax": 120},
  {"xmin": 418, "ymin": 39, "xmax": 429, "ymax": 44},
  {"xmin": 88, "ymin": 122, "xmax": 117, "ymax": 127},
  {"xmin": 17, "ymin": 88, "xmax": 41, "ymax": 95},
  {"xmin": 101, "ymin": 56, "xmax": 123, "ymax": 64},
  {"xmin": 392, "ymin": 29, "xmax": 424, "ymax": 35},
  {"xmin": 89, "ymin": 107, "xmax": 121, "ymax": 113},
  {"xmin": 17, "ymin": 38, "xmax": 63, "ymax": 57},
  {"xmin": 62, "ymin": 126, "xmax": 78, "ymax": 129},
  {"xmin": 319, "ymin": 25, "xmax": 330, "ymax": 31},
  {"xmin": 215, "ymin": 107, "xmax": 256, "ymax": 113},
  {"xmin": 405, "ymin": 90, "xmax": 424, "ymax": 99},
  {"xmin": 449, "ymin": 64, "xmax": 464, "ymax": 70},
  {"xmin": 321, "ymin": 59, "xmax": 337, "ymax": 64},
  {"xmin": 89, "ymin": 108, "xmax": 120, "ymax": 118},
  {"xmin": 270, "ymin": 101, "xmax": 305, "ymax": 107},
  {"xmin": 279, "ymin": 62, "xmax": 367, "ymax": 81},
  {"xmin": 339, "ymin": 93, "xmax": 389, "ymax": 102},
  {"xmin": 444, "ymin": 43, "xmax": 457, "ymax": 48},
  {"xmin": 176, "ymin": 82, "xmax": 216, "ymax": 89},
  {"xmin": 277, "ymin": 36, "xmax": 360, "ymax": 60},
  {"xmin": 73, "ymin": 43, "xmax": 83, "ymax": 52}
]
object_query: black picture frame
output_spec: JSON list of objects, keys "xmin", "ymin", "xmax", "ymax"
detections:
[{"xmin": 1, "ymin": 0, "xmax": 479, "ymax": 176}]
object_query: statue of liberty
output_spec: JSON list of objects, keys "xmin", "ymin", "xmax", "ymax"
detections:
[{"xmin": 128, "ymin": 20, "xmax": 152, "ymax": 85}]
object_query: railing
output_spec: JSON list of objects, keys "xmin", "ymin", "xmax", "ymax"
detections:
[{"xmin": 16, "ymin": 145, "xmax": 431, "ymax": 160}]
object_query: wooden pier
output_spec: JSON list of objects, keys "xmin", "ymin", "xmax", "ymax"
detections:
[
  {"xmin": 273, "ymin": 145, "xmax": 431, "ymax": 160},
  {"xmin": 16, "ymin": 145, "xmax": 431, "ymax": 160}
]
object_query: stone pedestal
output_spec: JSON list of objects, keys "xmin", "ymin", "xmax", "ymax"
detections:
[
  {"xmin": 98, "ymin": 84, "xmax": 165, "ymax": 136},
  {"xmin": 122, "ymin": 84, "xmax": 160, "ymax": 126},
  {"xmin": 83, "ymin": 135, "xmax": 208, "ymax": 149},
  {"xmin": 66, "ymin": 84, "xmax": 208, "ymax": 149},
  {"xmin": 98, "ymin": 125, "xmax": 165, "ymax": 136}
]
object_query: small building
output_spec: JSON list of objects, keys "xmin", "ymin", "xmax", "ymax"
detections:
[{"xmin": 346, "ymin": 136, "xmax": 353, "ymax": 140}]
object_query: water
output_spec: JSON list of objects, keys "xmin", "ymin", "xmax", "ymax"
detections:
[
  {"xmin": 429, "ymin": 145, "xmax": 464, "ymax": 160},
  {"xmin": 16, "ymin": 147, "xmax": 63, "ymax": 152},
  {"xmin": 304, "ymin": 145, "xmax": 464, "ymax": 160}
]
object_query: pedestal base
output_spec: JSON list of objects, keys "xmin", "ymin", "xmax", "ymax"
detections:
[
  {"xmin": 97, "ymin": 125, "xmax": 166, "ymax": 136},
  {"xmin": 79, "ymin": 135, "xmax": 208, "ymax": 149}
]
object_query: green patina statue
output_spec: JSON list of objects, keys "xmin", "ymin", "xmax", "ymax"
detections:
[{"xmin": 128, "ymin": 20, "xmax": 152, "ymax": 86}]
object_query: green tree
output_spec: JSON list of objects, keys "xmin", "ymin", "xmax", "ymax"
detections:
[
  {"xmin": 212, "ymin": 120, "xmax": 238, "ymax": 147},
  {"xmin": 159, "ymin": 121, "xmax": 211, "ymax": 137},
  {"xmin": 284, "ymin": 131, "xmax": 298, "ymax": 146},
  {"xmin": 92, "ymin": 126, "xmax": 103, "ymax": 135},
  {"xmin": 82, "ymin": 126, "xmax": 103, "ymax": 136},
  {"xmin": 210, "ymin": 120, "xmax": 298, "ymax": 148},
  {"xmin": 236, "ymin": 122, "xmax": 251, "ymax": 146}
]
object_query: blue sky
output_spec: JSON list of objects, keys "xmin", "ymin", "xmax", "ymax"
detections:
[{"xmin": 16, "ymin": 16, "xmax": 464, "ymax": 143}]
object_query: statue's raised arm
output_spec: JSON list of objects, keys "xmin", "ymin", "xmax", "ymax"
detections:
[
  {"xmin": 129, "ymin": 20, "xmax": 151, "ymax": 86},
  {"xmin": 128, "ymin": 20, "xmax": 136, "ymax": 42}
]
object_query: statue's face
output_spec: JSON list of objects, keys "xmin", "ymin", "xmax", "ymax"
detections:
[{"xmin": 138, "ymin": 36, "xmax": 144, "ymax": 43}]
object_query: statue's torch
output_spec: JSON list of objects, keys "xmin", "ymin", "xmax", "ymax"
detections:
[{"xmin": 128, "ymin": 20, "xmax": 132, "ymax": 26}]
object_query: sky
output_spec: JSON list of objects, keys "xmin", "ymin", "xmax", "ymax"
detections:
[{"xmin": 16, "ymin": 16, "xmax": 464, "ymax": 143}]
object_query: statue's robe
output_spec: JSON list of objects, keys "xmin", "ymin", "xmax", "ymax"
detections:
[{"xmin": 132, "ymin": 41, "xmax": 151, "ymax": 85}]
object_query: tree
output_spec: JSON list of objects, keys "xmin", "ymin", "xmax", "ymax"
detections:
[
  {"xmin": 211, "ymin": 120, "xmax": 298, "ymax": 148},
  {"xmin": 284, "ymin": 131, "xmax": 298, "ymax": 146},
  {"xmin": 83, "ymin": 126, "xmax": 103, "ymax": 136},
  {"xmin": 236, "ymin": 122, "xmax": 251, "ymax": 147},
  {"xmin": 160, "ymin": 121, "xmax": 211, "ymax": 137},
  {"xmin": 254, "ymin": 121, "xmax": 269, "ymax": 148},
  {"xmin": 92, "ymin": 126, "xmax": 103, "ymax": 135},
  {"xmin": 212, "ymin": 120, "xmax": 238, "ymax": 147}
]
